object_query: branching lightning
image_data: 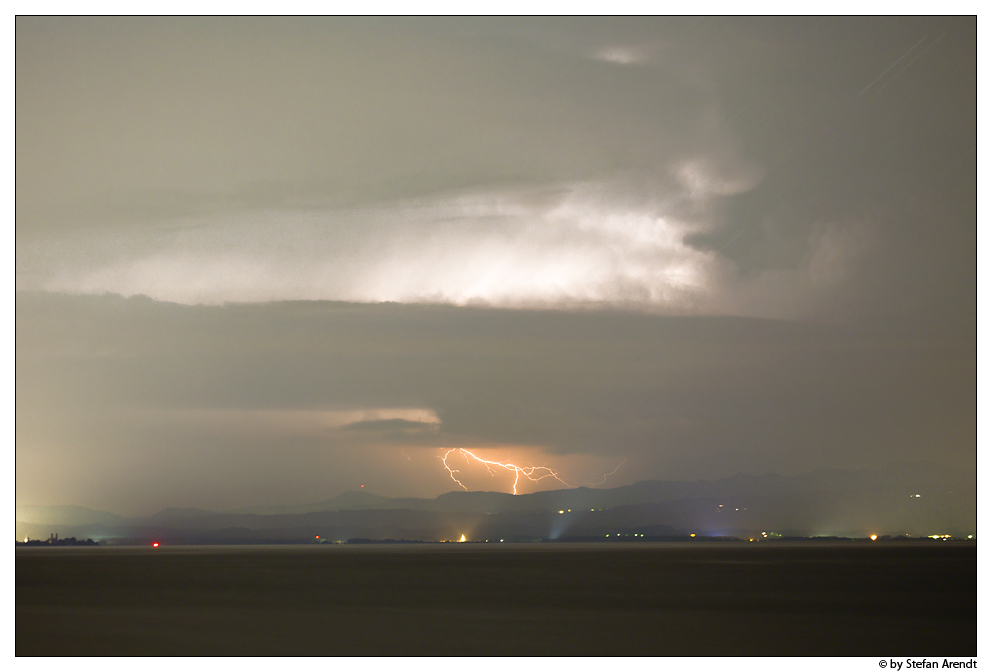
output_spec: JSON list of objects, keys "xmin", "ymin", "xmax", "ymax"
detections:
[
  {"xmin": 597, "ymin": 458, "xmax": 627, "ymax": 485},
  {"xmin": 440, "ymin": 448, "xmax": 571, "ymax": 495}
]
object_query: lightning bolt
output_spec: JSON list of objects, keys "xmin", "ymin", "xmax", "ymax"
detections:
[
  {"xmin": 440, "ymin": 448, "xmax": 571, "ymax": 495},
  {"xmin": 597, "ymin": 458, "xmax": 627, "ymax": 485}
]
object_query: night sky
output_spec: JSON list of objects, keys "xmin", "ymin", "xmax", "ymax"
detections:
[{"xmin": 16, "ymin": 17, "xmax": 976, "ymax": 516}]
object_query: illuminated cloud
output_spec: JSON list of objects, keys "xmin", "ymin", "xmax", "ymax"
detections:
[
  {"xmin": 16, "ymin": 169, "xmax": 891, "ymax": 324},
  {"xmin": 675, "ymin": 157, "xmax": 764, "ymax": 199},
  {"xmin": 20, "ymin": 178, "xmax": 746, "ymax": 311},
  {"xmin": 342, "ymin": 418, "xmax": 439, "ymax": 433},
  {"xmin": 593, "ymin": 45, "xmax": 653, "ymax": 65},
  {"xmin": 134, "ymin": 407, "xmax": 442, "ymax": 440}
]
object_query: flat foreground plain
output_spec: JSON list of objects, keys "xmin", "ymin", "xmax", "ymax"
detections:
[{"xmin": 17, "ymin": 542, "xmax": 975, "ymax": 656}]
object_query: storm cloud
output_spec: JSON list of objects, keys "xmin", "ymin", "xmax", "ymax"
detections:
[{"xmin": 16, "ymin": 17, "xmax": 975, "ymax": 515}]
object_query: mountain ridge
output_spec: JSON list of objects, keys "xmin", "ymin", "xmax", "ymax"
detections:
[{"xmin": 16, "ymin": 461, "xmax": 974, "ymax": 542}]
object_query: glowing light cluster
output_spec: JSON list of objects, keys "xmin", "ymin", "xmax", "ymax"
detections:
[{"xmin": 440, "ymin": 448, "xmax": 571, "ymax": 495}]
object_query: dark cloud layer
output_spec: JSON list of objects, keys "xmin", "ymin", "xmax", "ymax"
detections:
[{"xmin": 17, "ymin": 293, "xmax": 973, "ymax": 514}]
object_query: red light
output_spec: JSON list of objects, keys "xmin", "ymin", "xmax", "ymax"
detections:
[
  {"xmin": 360, "ymin": 484, "xmax": 365, "ymax": 488},
  {"xmin": 152, "ymin": 542, "xmax": 159, "ymax": 548}
]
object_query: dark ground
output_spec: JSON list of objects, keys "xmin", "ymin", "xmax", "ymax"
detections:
[{"xmin": 16, "ymin": 541, "xmax": 976, "ymax": 656}]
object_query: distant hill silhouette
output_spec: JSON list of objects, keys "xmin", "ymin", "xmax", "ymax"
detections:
[
  {"xmin": 145, "ymin": 507, "xmax": 217, "ymax": 521},
  {"xmin": 15, "ymin": 462, "xmax": 975, "ymax": 543}
]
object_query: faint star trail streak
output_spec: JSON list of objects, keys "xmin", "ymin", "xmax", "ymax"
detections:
[
  {"xmin": 876, "ymin": 33, "xmax": 946, "ymax": 93},
  {"xmin": 860, "ymin": 35, "xmax": 929, "ymax": 95}
]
